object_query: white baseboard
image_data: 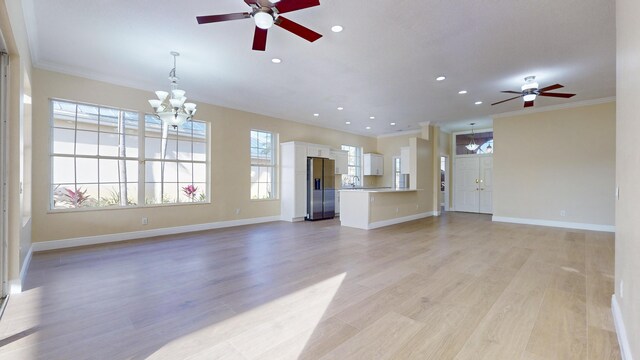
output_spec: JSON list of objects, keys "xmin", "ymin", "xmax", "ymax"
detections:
[
  {"xmin": 13, "ymin": 245, "xmax": 34, "ymax": 294},
  {"xmin": 492, "ymin": 216, "xmax": 615, "ymax": 232},
  {"xmin": 368, "ymin": 211, "xmax": 437, "ymax": 230},
  {"xmin": 31, "ymin": 216, "xmax": 281, "ymax": 252},
  {"xmin": 612, "ymin": 294, "xmax": 634, "ymax": 360}
]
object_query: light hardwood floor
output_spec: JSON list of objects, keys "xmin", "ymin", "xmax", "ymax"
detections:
[{"xmin": 0, "ymin": 213, "xmax": 620, "ymax": 359}]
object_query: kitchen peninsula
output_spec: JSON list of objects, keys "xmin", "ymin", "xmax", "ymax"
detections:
[{"xmin": 339, "ymin": 188, "xmax": 433, "ymax": 229}]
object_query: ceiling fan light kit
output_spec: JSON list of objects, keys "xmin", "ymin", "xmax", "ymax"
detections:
[
  {"xmin": 491, "ymin": 76, "xmax": 577, "ymax": 108},
  {"xmin": 196, "ymin": 0, "xmax": 323, "ymax": 51},
  {"xmin": 148, "ymin": 52, "xmax": 197, "ymax": 128}
]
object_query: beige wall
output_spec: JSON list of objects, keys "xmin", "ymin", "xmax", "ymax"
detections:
[
  {"xmin": 375, "ymin": 132, "xmax": 417, "ymax": 187},
  {"xmin": 411, "ymin": 137, "xmax": 434, "ymax": 214},
  {"xmin": 616, "ymin": 0, "xmax": 640, "ymax": 356},
  {"xmin": 31, "ymin": 69, "xmax": 378, "ymax": 243},
  {"xmin": 1, "ymin": 0, "xmax": 33, "ymax": 284},
  {"xmin": 438, "ymin": 129, "xmax": 452, "ymax": 208},
  {"xmin": 493, "ymin": 102, "xmax": 615, "ymax": 226}
]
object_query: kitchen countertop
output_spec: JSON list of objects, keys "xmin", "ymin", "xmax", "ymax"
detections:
[{"xmin": 339, "ymin": 188, "xmax": 419, "ymax": 193}]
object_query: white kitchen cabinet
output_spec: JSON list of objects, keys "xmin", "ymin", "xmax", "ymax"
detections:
[
  {"xmin": 364, "ymin": 153, "xmax": 384, "ymax": 176},
  {"xmin": 307, "ymin": 145, "xmax": 330, "ymax": 158},
  {"xmin": 281, "ymin": 142, "xmax": 309, "ymax": 221},
  {"xmin": 331, "ymin": 150, "xmax": 349, "ymax": 174},
  {"xmin": 335, "ymin": 189, "xmax": 340, "ymax": 215},
  {"xmin": 400, "ymin": 147, "xmax": 410, "ymax": 174}
]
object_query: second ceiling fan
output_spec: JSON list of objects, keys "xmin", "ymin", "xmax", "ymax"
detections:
[
  {"xmin": 492, "ymin": 76, "xmax": 576, "ymax": 108},
  {"xmin": 196, "ymin": 0, "xmax": 323, "ymax": 51}
]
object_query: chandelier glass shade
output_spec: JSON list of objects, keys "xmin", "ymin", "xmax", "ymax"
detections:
[
  {"xmin": 148, "ymin": 52, "xmax": 197, "ymax": 128},
  {"xmin": 466, "ymin": 123, "xmax": 480, "ymax": 151}
]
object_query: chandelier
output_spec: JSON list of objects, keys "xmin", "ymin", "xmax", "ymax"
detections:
[
  {"xmin": 465, "ymin": 123, "xmax": 480, "ymax": 152},
  {"xmin": 148, "ymin": 51, "xmax": 197, "ymax": 128}
]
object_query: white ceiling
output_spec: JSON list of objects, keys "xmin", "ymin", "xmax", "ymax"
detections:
[{"xmin": 22, "ymin": 0, "xmax": 615, "ymax": 136}]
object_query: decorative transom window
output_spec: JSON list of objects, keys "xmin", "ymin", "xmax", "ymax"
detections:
[
  {"xmin": 50, "ymin": 99, "xmax": 209, "ymax": 210},
  {"xmin": 250, "ymin": 129, "xmax": 276, "ymax": 200},
  {"xmin": 341, "ymin": 144, "xmax": 362, "ymax": 186}
]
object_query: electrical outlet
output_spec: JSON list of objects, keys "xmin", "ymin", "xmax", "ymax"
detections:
[
  {"xmin": 396, "ymin": 207, "xmax": 399, "ymax": 214},
  {"xmin": 416, "ymin": 204, "xmax": 419, "ymax": 209},
  {"xmin": 235, "ymin": 208, "xmax": 241, "ymax": 215},
  {"xmin": 142, "ymin": 217, "xmax": 148, "ymax": 225},
  {"xmin": 620, "ymin": 280, "xmax": 624, "ymax": 299},
  {"xmin": 560, "ymin": 210, "xmax": 566, "ymax": 217}
]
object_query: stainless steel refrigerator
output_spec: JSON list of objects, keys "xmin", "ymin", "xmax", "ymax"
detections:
[{"xmin": 306, "ymin": 157, "xmax": 335, "ymax": 220}]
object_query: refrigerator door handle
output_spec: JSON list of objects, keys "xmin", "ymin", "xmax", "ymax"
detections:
[{"xmin": 315, "ymin": 178, "xmax": 321, "ymax": 190}]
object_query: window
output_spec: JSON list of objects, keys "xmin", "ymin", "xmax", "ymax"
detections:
[
  {"xmin": 144, "ymin": 115, "xmax": 208, "ymax": 204},
  {"xmin": 50, "ymin": 99, "xmax": 209, "ymax": 210},
  {"xmin": 341, "ymin": 145, "xmax": 362, "ymax": 186},
  {"xmin": 455, "ymin": 131, "xmax": 494, "ymax": 155},
  {"xmin": 392, "ymin": 157, "xmax": 407, "ymax": 189},
  {"xmin": 250, "ymin": 130, "xmax": 276, "ymax": 200}
]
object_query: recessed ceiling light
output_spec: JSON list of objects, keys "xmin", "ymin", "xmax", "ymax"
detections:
[
  {"xmin": 313, "ymin": 113, "xmax": 319, "ymax": 117},
  {"xmin": 365, "ymin": 126, "xmax": 371, "ymax": 130},
  {"xmin": 390, "ymin": 122, "xmax": 396, "ymax": 126},
  {"xmin": 345, "ymin": 121, "xmax": 351, "ymax": 125},
  {"xmin": 436, "ymin": 76, "xmax": 446, "ymax": 81},
  {"xmin": 271, "ymin": 58, "xmax": 282, "ymax": 64},
  {"xmin": 337, "ymin": 107, "xmax": 344, "ymax": 110},
  {"xmin": 458, "ymin": 90, "xmax": 468, "ymax": 94},
  {"xmin": 331, "ymin": 25, "xmax": 343, "ymax": 33},
  {"xmin": 369, "ymin": 116, "xmax": 375, "ymax": 119},
  {"xmin": 475, "ymin": 101, "xmax": 483, "ymax": 105}
]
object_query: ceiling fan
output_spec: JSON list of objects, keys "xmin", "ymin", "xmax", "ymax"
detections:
[
  {"xmin": 491, "ymin": 76, "xmax": 576, "ymax": 108},
  {"xmin": 196, "ymin": 0, "xmax": 323, "ymax": 51}
]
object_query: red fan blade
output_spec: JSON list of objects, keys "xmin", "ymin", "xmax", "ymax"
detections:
[
  {"xmin": 252, "ymin": 27, "xmax": 268, "ymax": 51},
  {"xmin": 538, "ymin": 84, "xmax": 563, "ymax": 92},
  {"xmin": 524, "ymin": 101, "xmax": 535, "ymax": 108},
  {"xmin": 275, "ymin": 16, "xmax": 322, "ymax": 42},
  {"xmin": 275, "ymin": 0, "xmax": 320, "ymax": 14},
  {"xmin": 197, "ymin": 13, "xmax": 251, "ymax": 24},
  {"xmin": 538, "ymin": 92, "xmax": 576, "ymax": 98},
  {"xmin": 491, "ymin": 95, "xmax": 522, "ymax": 106},
  {"xmin": 500, "ymin": 90, "xmax": 522, "ymax": 94}
]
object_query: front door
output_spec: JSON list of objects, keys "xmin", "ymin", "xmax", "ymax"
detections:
[
  {"xmin": 479, "ymin": 157, "xmax": 493, "ymax": 214},
  {"xmin": 454, "ymin": 157, "xmax": 480, "ymax": 212},
  {"xmin": 454, "ymin": 156, "xmax": 493, "ymax": 214}
]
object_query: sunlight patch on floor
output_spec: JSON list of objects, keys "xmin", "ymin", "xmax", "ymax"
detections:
[{"xmin": 148, "ymin": 273, "xmax": 347, "ymax": 359}]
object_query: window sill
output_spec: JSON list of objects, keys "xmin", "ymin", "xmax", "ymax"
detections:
[
  {"xmin": 250, "ymin": 198, "xmax": 279, "ymax": 202},
  {"xmin": 47, "ymin": 201, "xmax": 212, "ymax": 214}
]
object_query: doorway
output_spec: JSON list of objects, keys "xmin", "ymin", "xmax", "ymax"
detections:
[
  {"xmin": 454, "ymin": 156, "xmax": 493, "ymax": 213},
  {"xmin": 440, "ymin": 156, "xmax": 449, "ymax": 212}
]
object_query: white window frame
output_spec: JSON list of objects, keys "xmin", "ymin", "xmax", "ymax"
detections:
[
  {"xmin": 250, "ymin": 129, "xmax": 277, "ymax": 200},
  {"xmin": 143, "ymin": 114, "xmax": 210, "ymax": 205},
  {"xmin": 341, "ymin": 144, "xmax": 362, "ymax": 186},
  {"xmin": 49, "ymin": 99, "xmax": 210, "ymax": 211}
]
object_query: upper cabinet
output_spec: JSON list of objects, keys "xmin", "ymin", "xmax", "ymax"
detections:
[
  {"xmin": 331, "ymin": 150, "xmax": 349, "ymax": 174},
  {"xmin": 307, "ymin": 145, "xmax": 331, "ymax": 158},
  {"xmin": 400, "ymin": 147, "xmax": 410, "ymax": 174},
  {"xmin": 364, "ymin": 153, "xmax": 384, "ymax": 176}
]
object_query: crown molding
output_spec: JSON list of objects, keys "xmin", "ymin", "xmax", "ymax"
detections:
[
  {"xmin": 492, "ymin": 97, "xmax": 616, "ymax": 119},
  {"xmin": 376, "ymin": 129, "xmax": 422, "ymax": 139}
]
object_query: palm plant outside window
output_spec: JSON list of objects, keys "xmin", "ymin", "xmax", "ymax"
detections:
[
  {"xmin": 50, "ymin": 99, "xmax": 209, "ymax": 209},
  {"xmin": 250, "ymin": 130, "xmax": 276, "ymax": 200}
]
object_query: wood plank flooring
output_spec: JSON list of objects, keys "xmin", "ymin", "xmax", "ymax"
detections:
[{"xmin": 0, "ymin": 213, "xmax": 620, "ymax": 359}]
